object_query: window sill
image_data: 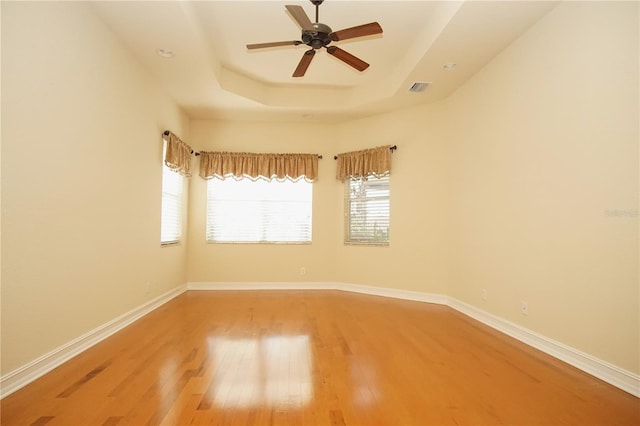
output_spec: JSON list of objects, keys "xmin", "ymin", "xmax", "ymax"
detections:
[
  {"xmin": 206, "ymin": 241, "xmax": 312, "ymax": 245},
  {"xmin": 344, "ymin": 241, "xmax": 389, "ymax": 247}
]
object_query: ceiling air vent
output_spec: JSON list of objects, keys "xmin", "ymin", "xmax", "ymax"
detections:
[{"xmin": 409, "ymin": 81, "xmax": 430, "ymax": 93}]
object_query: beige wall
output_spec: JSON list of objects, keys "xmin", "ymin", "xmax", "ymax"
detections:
[
  {"xmin": 187, "ymin": 120, "xmax": 341, "ymax": 283},
  {"xmin": 187, "ymin": 106, "xmax": 451, "ymax": 295},
  {"xmin": 445, "ymin": 1, "xmax": 639, "ymax": 373},
  {"xmin": 1, "ymin": 2, "xmax": 189, "ymax": 374},
  {"xmin": 332, "ymin": 103, "xmax": 450, "ymax": 294}
]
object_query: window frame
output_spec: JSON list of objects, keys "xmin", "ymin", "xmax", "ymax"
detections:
[
  {"xmin": 344, "ymin": 175, "xmax": 390, "ymax": 246},
  {"xmin": 160, "ymin": 144, "xmax": 184, "ymax": 246},
  {"xmin": 206, "ymin": 177, "xmax": 313, "ymax": 244}
]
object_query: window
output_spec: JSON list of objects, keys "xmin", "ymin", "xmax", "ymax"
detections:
[
  {"xmin": 344, "ymin": 175, "xmax": 389, "ymax": 245},
  {"xmin": 160, "ymin": 145, "xmax": 184, "ymax": 245},
  {"xmin": 207, "ymin": 178, "xmax": 312, "ymax": 243}
]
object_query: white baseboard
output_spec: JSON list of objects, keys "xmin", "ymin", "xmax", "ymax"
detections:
[
  {"xmin": 0, "ymin": 284, "xmax": 187, "ymax": 399},
  {"xmin": 447, "ymin": 297, "xmax": 640, "ymax": 398},
  {"xmin": 336, "ymin": 282, "xmax": 449, "ymax": 305},
  {"xmin": 188, "ymin": 281, "xmax": 639, "ymax": 397},
  {"xmin": 187, "ymin": 281, "xmax": 337, "ymax": 291},
  {"xmin": 187, "ymin": 281, "xmax": 448, "ymax": 305}
]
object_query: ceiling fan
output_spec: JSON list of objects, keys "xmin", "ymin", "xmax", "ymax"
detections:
[{"xmin": 246, "ymin": 0, "xmax": 383, "ymax": 77}]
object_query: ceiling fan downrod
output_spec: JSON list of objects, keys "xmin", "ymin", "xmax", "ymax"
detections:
[{"xmin": 310, "ymin": 0, "xmax": 324, "ymax": 23}]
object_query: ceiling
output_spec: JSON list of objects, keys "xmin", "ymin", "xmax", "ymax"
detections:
[{"xmin": 91, "ymin": 1, "xmax": 558, "ymax": 123}]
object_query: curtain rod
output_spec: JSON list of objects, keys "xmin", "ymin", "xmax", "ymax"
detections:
[
  {"xmin": 163, "ymin": 130, "xmax": 201, "ymax": 156},
  {"xmin": 333, "ymin": 145, "xmax": 397, "ymax": 160},
  {"xmin": 163, "ymin": 130, "xmax": 323, "ymax": 159}
]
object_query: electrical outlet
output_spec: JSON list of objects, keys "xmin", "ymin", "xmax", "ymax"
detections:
[
  {"xmin": 521, "ymin": 301, "xmax": 528, "ymax": 315},
  {"xmin": 481, "ymin": 289, "xmax": 488, "ymax": 301},
  {"xmin": 299, "ymin": 267, "xmax": 306, "ymax": 276},
  {"xmin": 145, "ymin": 281, "xmax": 151, "ymax": 294}
]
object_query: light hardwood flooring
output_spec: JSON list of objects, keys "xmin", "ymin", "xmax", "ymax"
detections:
[{"xmin": 1, "ymin": 290, "xmax": 638, "ymax": 425}]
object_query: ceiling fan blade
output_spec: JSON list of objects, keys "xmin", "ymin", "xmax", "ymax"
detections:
[
  {"xmin": 326, "ymin": 46, "xmax": 369, "ymax": 72},
  {"xmin": 330, "ymin": 22, "xmax": 383, "ymax": 42},
  {"xmin": 293, "ymin": 49, "xmax": 316, "ymax": 77},
  {"xmin": 285, "ymin": 5, "xmax": 314, "ymax": 31},
  {"xmin": 247, "ymin": 40, "xmax": 302, "ymax": 50}
]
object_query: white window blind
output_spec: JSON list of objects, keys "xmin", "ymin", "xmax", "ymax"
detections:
[
  {"xmin": 160, "ymin": 144, "xmax": 184, "ymax": 245},
  {"xmin": 207, "ymin": 178, "xmax": 312, "ymax": 243},
  {"xmin": 344, "ymin": 175, "xmax": 390, "ymax": 245}
]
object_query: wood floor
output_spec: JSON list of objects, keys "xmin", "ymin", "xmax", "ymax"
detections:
[{"xmin": 1, "ymin": 291, "xmax": 638, "ymax": 425}]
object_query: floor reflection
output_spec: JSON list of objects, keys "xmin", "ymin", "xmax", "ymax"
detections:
[
  {"xmin": 350, "ymin": 358, "xmax": 378, "ymax": 407},
  {"xmin": 207, "ymin": 335, "xmax": 312, "ymax": 408}
]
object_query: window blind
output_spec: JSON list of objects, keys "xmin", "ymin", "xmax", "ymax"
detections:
[
  {"xmin": 344, "ymin": 175, "xmax": 390, "ymax": 245},
  {"xmin": 160, "ymin": 144, "xmax": 184, "ymax": 245},
  {"xmin": 207, "ymin": 178, "xmax": 312, "ymax": 243}
]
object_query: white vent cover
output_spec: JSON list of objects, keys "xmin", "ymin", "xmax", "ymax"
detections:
[{"xmin": 408, "ymin": 81, "xmax": 431, "ymax": 93}]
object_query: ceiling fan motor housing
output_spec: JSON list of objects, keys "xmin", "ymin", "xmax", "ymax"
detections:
[{"xmin": 302, "ymin": 23, "xmax": 333, "ymax": 49}]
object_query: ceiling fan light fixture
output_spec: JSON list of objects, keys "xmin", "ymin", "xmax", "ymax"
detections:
[{"xmin": 408, "ymin": 81, "xmax": 431, "ymax": 93}]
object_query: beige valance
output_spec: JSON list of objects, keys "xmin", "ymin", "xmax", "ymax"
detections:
[
  {"xmin": 199, "ymin": 151, "xmax": 319, "ymax": 182},
  {"xmin": 162, "ymin": 132, "xmax": 192, "ymax": 177},
  {"xmin": 336, "ymin": 145, "xmax": 392, "ymax": 181}
]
